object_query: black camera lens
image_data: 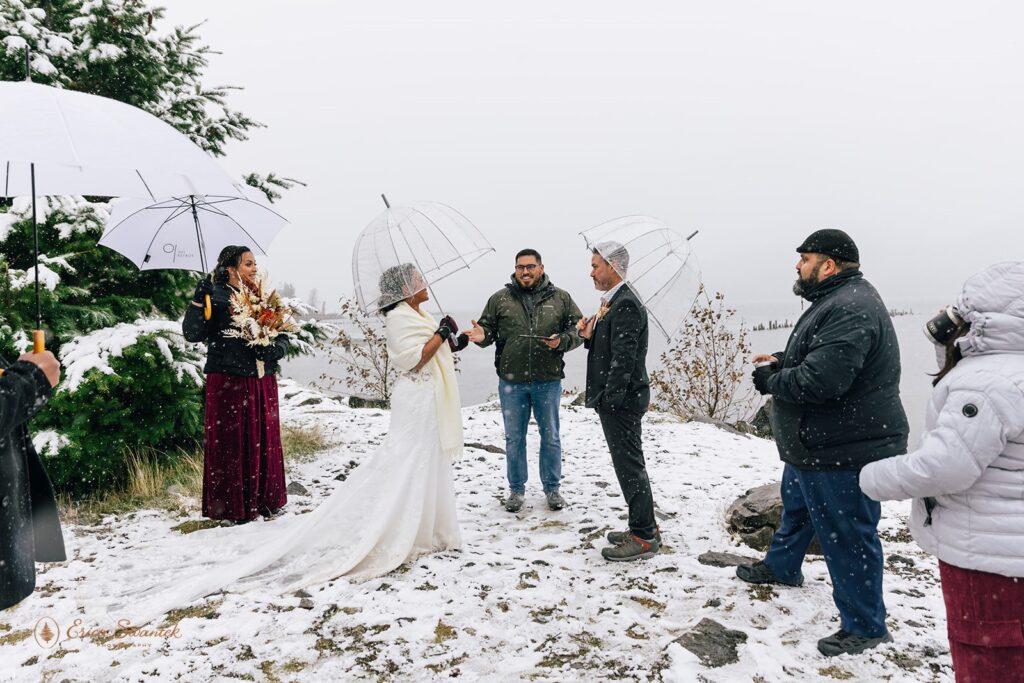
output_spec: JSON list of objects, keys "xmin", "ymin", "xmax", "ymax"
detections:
[{"xmin": 924, "ymin": 307, "xmax": 961, "ymax": 345}]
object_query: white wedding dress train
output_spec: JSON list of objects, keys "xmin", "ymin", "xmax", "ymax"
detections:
[{"xmin": 111, "ymin": 372, "xmax": 461, "ymax": 622}]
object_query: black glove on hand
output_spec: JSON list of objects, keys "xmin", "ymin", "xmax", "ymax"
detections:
[
  {"xmin": 752, "ymin": 365, "xmax": 776, "ymax": 395},
  {"xmin": 192, "ymin": 276, "xmax": 214, "ymax": 303},
  {"xmin": 451, "ymin": 332, "xmax": 470, "ymax": 352},
  {"xmin": 436, "ymin": 316, "xmax": 458, "ymax": 341},
  {"xmin": 253, "ymin": 338, "xmax": 286, "ymax": 363}
]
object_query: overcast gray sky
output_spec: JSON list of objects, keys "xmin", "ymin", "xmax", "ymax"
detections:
[{"xmin": 163, "ymin": 0, "xmax": 1024, "ymax": 317}]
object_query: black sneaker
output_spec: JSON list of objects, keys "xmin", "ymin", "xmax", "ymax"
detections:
[
  {"xmin": 601, "ymin": 534, "xmax": 660, "ymax": 562},
  {"xmin": 504, "ymin": 492, "xmax": 525, "ymax": 513},
  {"xmin": 607, "ymin": 527, "xmax": 662, "ymax": 545},
  {"xmin": 735, "ymin": 560, "xmax": 804, "ymax": 587},
  {"xmin": 817, "ymin": 629, "xmax": 893, "ymax": 657}
]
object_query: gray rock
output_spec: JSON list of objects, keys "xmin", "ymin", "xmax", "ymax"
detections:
[
  {"xmin": 348, "ymin": 395, "xmax": 390, "ymax": 410},
  {"xmin": 738, "ymin": 526, "xmax": 777, "ymax": 553},
  {"xmin": 673, "ymin": 618, "xmax": 748, "ymax": 668},
  {"xmin": 697, "ymin": 551, "xmax": 759, "ymax": 568},
  {"xmin": 690, "ymin": 416, "xmax": 749, "ymax": 437},
  {"xmin": 750, "ymin": 398, "xmax": 774, "ymax": 438},
  {"xmin": 287, "ymin": 481, "xmax": 310, "ymax": 496},
  {"xmin": 465, "ymin": 442, "xmax": 506, "ymax": 454},
  {"xmin": 297, "ymin": 396, "xmax": 322, "ymax": 406},
  {"xmin": 726, "ymin": 482, "xmax": 821, "ymax": 555},
  {"xmin": 570, "ymin": 393, "xmax": 586, "ymax": 407},
  {"xmin": 298, "ymin": 598, "xmax": 315, "ymax": 610}
]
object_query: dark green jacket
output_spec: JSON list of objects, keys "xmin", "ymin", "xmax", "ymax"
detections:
[{"xmin": 475, "ymin": 275, "xmax": 583, "ymax": 383}]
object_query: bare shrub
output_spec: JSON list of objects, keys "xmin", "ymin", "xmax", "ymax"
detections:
[{"xmin": 650, "ymin": 286, "xmax": 756, "ymax": 422}]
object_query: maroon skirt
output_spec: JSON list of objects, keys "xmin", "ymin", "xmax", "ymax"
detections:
[
  {"xmin": 940, "ymin": 560, "xmax": 1024, "ymax": 682},
  {"xmin": 202, "ymin": 372, "xmax": 287, "ymax": 521}
]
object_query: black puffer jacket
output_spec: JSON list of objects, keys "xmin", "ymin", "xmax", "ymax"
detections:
[
  {"xmin": 0, "ymin": 360, "xmax": 66, "ymax": 611},
  {"xmin": 765, "ymin": 269, "xmax": 909, "ymax": 470},
  {"xmin": 182, "ymin": 282, "xmax": 290, "ymax": 377}
]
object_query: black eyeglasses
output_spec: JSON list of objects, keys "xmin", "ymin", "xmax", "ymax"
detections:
[{"xmin": 515, "ymin": 264, "xmax": 539, "ymax": 272}]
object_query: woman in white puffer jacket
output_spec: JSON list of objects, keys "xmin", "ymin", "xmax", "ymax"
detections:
[{"xmin": 860, "ymin": 261, "xmax": 1024, "ymax": 683}]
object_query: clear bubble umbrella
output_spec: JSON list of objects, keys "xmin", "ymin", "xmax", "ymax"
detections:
[
  {"xmin": 580, "ymin": 215, "xmax": 701, "ymax": 340},
  {"xmin": 352, "ymin": 195, "xmax": 494, "ymax": 314}
]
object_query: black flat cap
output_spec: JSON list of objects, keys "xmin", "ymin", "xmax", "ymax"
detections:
[{"xmin": 796, "ymin": 229, "xmax": 859, "ymax": 263}]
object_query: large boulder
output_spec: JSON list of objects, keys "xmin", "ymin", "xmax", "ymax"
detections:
[{"xmin": 726, "ymin": 482, "xmax": 821, "ymax": 555}]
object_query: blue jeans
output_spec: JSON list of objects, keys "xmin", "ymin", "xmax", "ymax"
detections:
[
  {"xmin": 764, "ymin": 464, "xmax": 888, "ymax": 638},
  {"xmin": 498, "ymin": 379, "xmax": 562, "ymax": 494}
]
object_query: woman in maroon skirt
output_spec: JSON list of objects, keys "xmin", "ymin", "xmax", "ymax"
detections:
[{"xmin": 183, "ymin": 245, "xmax": 290, "ymax": 523}]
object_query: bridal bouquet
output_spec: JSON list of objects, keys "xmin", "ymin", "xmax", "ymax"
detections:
[{"xmin": 222, "ymin": 273, "xmax": 298, "ymax": 375}]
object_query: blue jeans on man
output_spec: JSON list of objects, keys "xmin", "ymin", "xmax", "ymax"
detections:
[
  {"xmin": 764, "ymin": 464, "xmax": 888, "ymax": 638},
  {"xmin": 498, "ymin": 379, "xmax": 562, "ymax": 493}
]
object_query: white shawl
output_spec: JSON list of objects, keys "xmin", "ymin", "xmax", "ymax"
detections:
[{"xmin": 385, "ymin": 302, "xmax": 463, "ymax": 460}]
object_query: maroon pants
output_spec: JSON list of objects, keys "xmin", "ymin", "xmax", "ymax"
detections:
[
  {"xmin": 939, "ymin": 560, "xmax": 1024, "ymax": 683},
  {"xmin": 202, "ymin": 372, "xmax": 287, "ymax": 521}
]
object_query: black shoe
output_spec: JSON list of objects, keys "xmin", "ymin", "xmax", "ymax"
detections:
[
  {"xmin": 545, "ymin": 491, "xmax": 566, "ymax": 510},
  {"xmin": 607, "ymin": 527, "xmax": 662, "ymax": 546},
  {"xmin": 504, "ymin": 492, "xmax": 525, "ymax": 513},
  {"xmin": 601, "ymin": 534, "xmax": 660, "ymax": 562},
  {"xmin": 735, "ymin": 560, "xmax": 804, "ymax": 587},
  {"xmin": 817, "ymin": 629, "xmax": 893, "ymax": 657}
]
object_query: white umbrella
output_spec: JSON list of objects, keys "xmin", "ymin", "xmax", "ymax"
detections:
[
  {"xmin": 352, "ymin": 195, "xmax": 494, "ymax": 314},
  {"xmin": 0, "ymin": 81, "xmax": 239, "ymax": 198},
  {"xmin": 0, "ymin": 76, "xmax": 240, "ymax": 350},
  {"xmin": 100, "ymin": 187, "xmax": 288, "ymax": 274},
  {"xmin": 581, "ymin": 215, "xmax": 701, "ymax": 340}
]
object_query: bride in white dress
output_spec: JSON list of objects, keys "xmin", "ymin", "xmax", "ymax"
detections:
[{"xmin": 109, "ymin": 264, "xmax": 465, "ymax": 621}]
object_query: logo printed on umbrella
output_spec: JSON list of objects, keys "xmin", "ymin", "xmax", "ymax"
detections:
[{"xmin": 162, "ymin": 243, "xmax": 196, "ymax": 263}]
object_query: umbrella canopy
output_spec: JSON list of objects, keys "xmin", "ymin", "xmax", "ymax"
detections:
[
  {"xmin": 0, "ymin": 78, "xmax": 240, "ymax": 350},
  {"xmin": 0, "ymin": 81, "xmax": 239, "ymax": 199},
  {"xmin": 352, "ymin": 197, "xmax": 494, "ymax": 314},
  {"xmin": 581, "ymin": 216, "xmax": 701, "ymax": 340},
  {"xmin": 100, "ymin": 188, "xmax": 288, "ymax": 273}
]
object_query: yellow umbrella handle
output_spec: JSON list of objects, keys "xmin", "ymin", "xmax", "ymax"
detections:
[
  {"xmin": 204, "ymin": 294, "xmax": 212, "ymax": 321},
  {"xmin": 0, "ymin": 330, "xmax": 45, "ymax": 377}
]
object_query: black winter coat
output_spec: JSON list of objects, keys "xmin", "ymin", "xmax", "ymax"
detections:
[
  {"xmin": 765, "ymin": 269, "xmax": 909, "ymax": 470},
  {"xmin": 182, "ymin": 282, "xmax": 290, "ymax": 377},
  {"xmin": 584, "ymin": 284, "xmax": 650, "ymax": 412},
  {"xmin": 0, "ymin": 360, "xmax": 66, "ymax": 611}
]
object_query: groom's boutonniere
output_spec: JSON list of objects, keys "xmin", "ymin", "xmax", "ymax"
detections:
[{"xmin": 595, "ymin": 303, "xmax": 611, "ymax": 322}]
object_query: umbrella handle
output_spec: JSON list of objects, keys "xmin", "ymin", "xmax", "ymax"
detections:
[
  {"xmin": 204, "ymin": 294, "xmax": 212, "ymax": 321},
  {"xmin": 0, "ymin": 331, "xmax": 44, "ymax": 377}
]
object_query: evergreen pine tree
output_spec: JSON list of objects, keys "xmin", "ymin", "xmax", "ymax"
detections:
[{"xmin": 0, "ymin": 1, "xmax": 316, "ymax": 494}]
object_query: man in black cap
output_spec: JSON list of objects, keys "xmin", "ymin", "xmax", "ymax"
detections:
[{"xmin": 737, "ymin": 229, "xmax": 909, "ymax": 657}]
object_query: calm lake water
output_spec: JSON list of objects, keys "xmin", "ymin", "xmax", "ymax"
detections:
[{"xmin": 282, "ymin": 299, "xmax": 943, "ymax": 450}]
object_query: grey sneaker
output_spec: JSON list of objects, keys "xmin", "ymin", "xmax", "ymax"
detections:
[
  {"xmin": 817, "ymin": 629, "xmax": 893, "ymax": 657},
  {"xmin": 607, "ymin": 527, "xmax": 661, "ymax": 546},
  {"xmin": 504, "ymin": 492, "xmax": 525, "ymax": 513},
  {"xmin": 545, "ymin": 491, "xmax": 566, "ymax": 510},
  {"xmin": 735, "ymin": 560, "xmax": 804, "ymax": 587},
  {"xmin": 601, "ymin": 534, "xmax": 660, "ymax": 562}
]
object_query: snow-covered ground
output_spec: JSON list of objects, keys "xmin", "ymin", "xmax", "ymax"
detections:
[{"xmin": 1, "ymin": 382, "xmax": 952, "ymax": 682}]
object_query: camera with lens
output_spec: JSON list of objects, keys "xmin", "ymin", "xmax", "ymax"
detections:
[{"xmin": 924, "ymin": 306, "xmax": 962, "ymax": 345}]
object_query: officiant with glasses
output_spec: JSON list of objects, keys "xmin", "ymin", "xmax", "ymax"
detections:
[
  {"xmin": 183, "ymin": 245, "xmax": 291, "ymax": 524},
  {"xmin": 465, "ymin": 248, "xmax": 583, "ymax": 513}
]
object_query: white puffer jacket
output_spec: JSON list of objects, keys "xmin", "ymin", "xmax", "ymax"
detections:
[{"xmin": 860, "ymin": 261, "xmax": 1024, "ymax": 578}]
